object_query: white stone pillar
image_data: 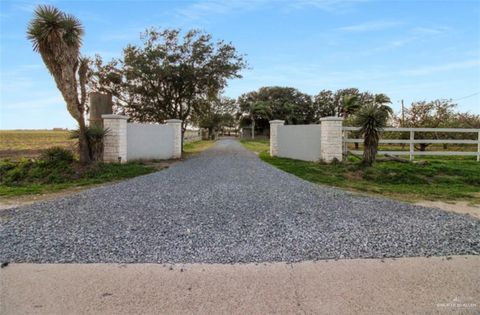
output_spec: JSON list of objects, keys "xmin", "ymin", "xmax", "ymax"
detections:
[
  {"xmin": 166, "ymin": 119, "xmax": 182, "ymax": 159},
  {"xmin": 320, "ymin": 117, "xmax": 344, "ymax": 162},
  {"xmin": 102, "ymin": 114, "xmax": 128, "ymax": 163},
  {"xmin": 269, "ymin": 120, "xmax": 285, "ymax": 157}
]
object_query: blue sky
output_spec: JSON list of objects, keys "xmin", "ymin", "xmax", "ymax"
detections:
[{"xmin": 1, "ymin": 0, "xmax": 479, "ymax": 129}]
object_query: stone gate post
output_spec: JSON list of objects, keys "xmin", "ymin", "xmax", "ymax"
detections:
[
  {"xmin": 269, "ymin": 120, "xmax": 285, "ymax": 157},
  {"xmin": 166, "ymin": 119, "xmax": 182, "ymax": 159},
  {"xmin": 102, "ymin": 114, "xmax": 128, "ymax": 163},
  {"xmin": 320, "ymin": 117, "xmax": 344, "ymax": 162}
]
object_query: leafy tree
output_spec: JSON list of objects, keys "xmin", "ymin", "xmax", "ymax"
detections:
[
  {"xmin": 27, "ymin": 5, "xmax": 91, "ymax": 164},
  {"xmin": 313, "ymin": 89, "xmax": 390, "ymax": 121},
  {"xmin": 396, "ymin": 100, "xmax": 456, "ymax": 151},
  {"xmin": 451, "ymin": 112, "xmax": 480, "ymax": 128},
  {"xmin": 395, "ymin": 100, "xmax": 479, "ymax": 150},
  {"xmin": 247, "ymin": 102, "xmax": 272, "ymax": 139},
  {"xmin": 194, "ymin": 97, "xmax": 237, "ymax": 139},
  {"xmin": 356, "ymin": 103, "xmax": 392, "ymax": 166},
  {"xmin": 237, "ymin": 86, "xmax": 314, "ymax": 138},
  {"xmin": 91, "ymin": 28, "xmax": 246, "ymax": 146},
  {"xmin": 313, "ymin": 90, "xmax": 336, "ymax": 118}
]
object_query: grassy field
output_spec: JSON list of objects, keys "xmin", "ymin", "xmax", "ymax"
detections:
[
  {"xmin": 0, "ymin": 130, "xmax": 215, "ymax": 197},
  {"xmin": 240, "ymin": 139, "xmax": 480, "ymax": 203},
  {"xmin": 0, "ymin": 130, "xmax": 74, "ymax": 159}
]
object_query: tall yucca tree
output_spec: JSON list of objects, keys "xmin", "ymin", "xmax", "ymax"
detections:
[
  {"xmin": 27, "ymin": 5, "xmax": 91, "ymax": 164},
  {"xmin": 356, "ymin": 103, "xmax": 392, "ymax": 166}
]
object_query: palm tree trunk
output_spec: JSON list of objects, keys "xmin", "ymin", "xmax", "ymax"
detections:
[
  {"xmin": 363, "ymin": 131, "xmax": 378, "ymax": 166},
  {"xmin": 251, "ymin": 119, "xmax": 255, "ymax": 140},
  {"xmin": 78, "ymin": 117, "xmax": 91, "ymax": 164}
]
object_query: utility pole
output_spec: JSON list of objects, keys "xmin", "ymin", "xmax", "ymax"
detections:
[
  {"xmin": 401, "ymin": 99, "xmax": 405, "ymax": 127},
  {"xmin": 400, "ymin": 99, "xmax": 405, "ymax": 150}
]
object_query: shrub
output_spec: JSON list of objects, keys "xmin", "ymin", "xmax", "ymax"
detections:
[
  {"xmin": 40, "ymin": 147, "xmax": 74, "ymax": 164},
  {"xmin": 71, "ymin": 126, "xmax": 109, "ymax": 161}
]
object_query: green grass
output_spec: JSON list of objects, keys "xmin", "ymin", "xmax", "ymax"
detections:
[
  {"xmin": 240, "ymin": 139, "xmax": 480, "ymax": 203},
  {"xmin": 0, "ymin": 138, "xmax": 216, "ymax": 198},
  {"xmin": 183, "ymin": 140, "xmax": 216, "ymax": 156},
  {"xmin": 240, "ymin": 139, "xmax": 270, "ymax": 154},
  {"xmin": 0, "ymin": 160, "xmax": 156, "ymax": 197}
]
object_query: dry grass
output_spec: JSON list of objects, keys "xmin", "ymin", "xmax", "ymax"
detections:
[{"xmin": 0, "ymin": 130, "xmax": 76, "ymax": 159}]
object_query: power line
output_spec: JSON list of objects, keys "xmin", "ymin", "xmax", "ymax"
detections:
[{"xmin": 452, "ymin": 92, "xmax": 480, "ymax": 101}]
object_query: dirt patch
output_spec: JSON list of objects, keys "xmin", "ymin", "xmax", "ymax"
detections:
[
  {"xmin": 345, "ymin": 170, "xmax": 365, "ymax": 181},
  {"xmin": 136, "ymin": 159, "xmax": 181, "ymax": 171},
  {"xmin": 0, "ymin": 185, "xmax": 109, "ymax": 211},
  {"xmin": 416, "ymin": 200, "xmax": 480, "ymax": 219}
]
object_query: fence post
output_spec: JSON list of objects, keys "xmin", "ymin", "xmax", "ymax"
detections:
[
  {"xmin": 269, "ymin": 120, "xmax": 285, "ymax": 157},
  {"xmin": 477, "ymin": 131, "xmax": 480, "ymax": 162},
  {"xmin": 409, "ymin": 130, "xmax": 414, "ymax": 161},
  {"xmin": 320, "ymin": 117, "xmax": 344, "ymax": 162},
  {"xmin": 342, "ymin": 129, "xmax": 348, "ymax": 158},
  {"xmin": 166, "ymin": 119, "xmax": 182, "ymax": 159},
  {"xmin": 102, "ymin": 114, "xmax": 128, "ymax": 163}
]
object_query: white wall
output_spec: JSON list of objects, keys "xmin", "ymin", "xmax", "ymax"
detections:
[
  {"xmin": 277, "ymin": 125, "xmax": 322, "ymax": 161},
  {"xmin": 126, "ymin": 123, "xmax": 174, "ymax": 160}
]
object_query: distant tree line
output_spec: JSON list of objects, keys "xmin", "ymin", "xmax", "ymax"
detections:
[
  {"xmin": 392, "ymin": 99, "xmax": 480, "ymax": 151},
  {"xmin": 235, "ymin": 86, "xmax": 392, "ymax": 133}
]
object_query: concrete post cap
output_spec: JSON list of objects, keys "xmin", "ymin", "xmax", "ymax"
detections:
[
  {"xmin": 269, "ymin": 120, "xmax": 285, "ymax": 124},
  {"xmin": 320, "ymin": 116, "xmax": 344, "ymax": 121},
  {"xmin": 101, "ymin": 114, "xmax": 129, "ymax": 120},
  {"xmin": 166, "ymin": 119, "xmax": 182, "ymax": 124}
]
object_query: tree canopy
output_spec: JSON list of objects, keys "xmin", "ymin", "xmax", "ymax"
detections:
[
  {"xmin": 313, "ymin": 88, "xmax": 391, "ymax": 120},
  {"xmin": 193, "ymin": 97, "xmax": 238, "ymax": 138},
  {"xmin": 91, "ymin": 28, "xmax": 247, "ymax": 136},
  {"xmin": 237, "ymin": 86, "xmax": 315, "ymax": 130},
  {"xmin": 236, "ymin": 86, "xmax": 392, "ymax": 131},
  {"xmin": 394, "ymin": 99, "xmax": 480, "ymax": 150}
]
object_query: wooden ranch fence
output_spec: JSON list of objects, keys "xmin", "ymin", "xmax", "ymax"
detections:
[{"xmin": 343, "ymin": 127, "xmax": 480, "ymax": 162}]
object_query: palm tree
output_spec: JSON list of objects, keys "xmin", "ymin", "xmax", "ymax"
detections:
[
  {"xmin": 27, "ymin": 5, "xmax": 91, "ymax": 164},
  {"xmin": 340, "ymin": 94, "xmax": 360, "ymax": 119},
  {"xmin": 373, "ymin": 93, "xmax": 393, "ymax": 115},
  {"xmin": 249, "ymin": 102, "xmax": 270, "ymax": 139},
  {"xmin": 356, "ymin": 103, "xmax": 392, "ymax": 166}
]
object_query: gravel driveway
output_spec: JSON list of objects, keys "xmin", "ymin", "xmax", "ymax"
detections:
[{"xmin": 1, "ymin": 139, "xmax": 479, "ymax": 263}]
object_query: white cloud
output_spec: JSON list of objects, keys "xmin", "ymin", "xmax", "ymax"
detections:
[
  {"xmin": 175, "ymin": 0, "xmax": 268, "ymax": 21},
  {"xmin": 1, "ymin": 95, "xmax": 64, "ymax": 110},
  {"xmin": 337, "ymin": 20, "xmax": 401, "ymax": 32},
  {"xmin": 288, "ymin": 0, "xmax": 369, "ymax": 12},
  {"xmin": 175, "ymin": 0, "xmax": 366, "ymax": 22},
  {"xmin": 13, "ymin": 0, "xmax": 57, "ymax": 13},
  {"xmin": 401, "ymin": 59, "xmax": 480, "ymax": 76},
  {"xmin": 411, "ymin": 26, "xmax": 451, "ymax": 36},
  {"xmin": 100, "ymin": 27, "xmax": 146, "ymax": 41}
]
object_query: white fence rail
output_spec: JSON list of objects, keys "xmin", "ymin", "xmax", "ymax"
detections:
[{"xmin": 343, "ymin": 127, "xmax": 480, "ymax": 162}]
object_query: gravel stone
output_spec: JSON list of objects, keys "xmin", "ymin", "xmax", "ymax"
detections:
[{"xmin": 1, "ymin": 139, "xmax": 479, "ymax": 263}]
